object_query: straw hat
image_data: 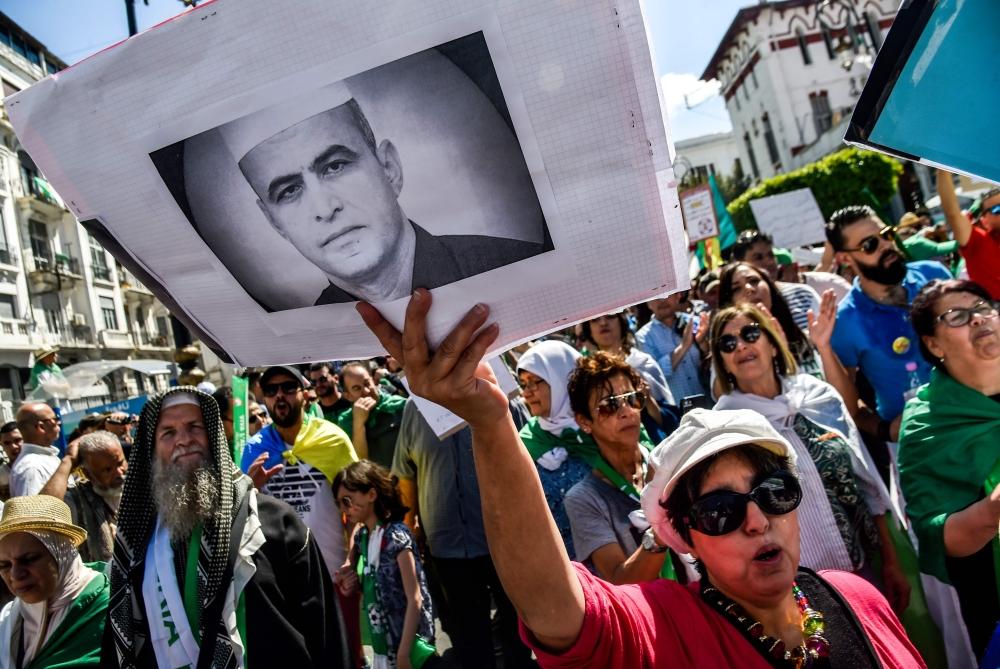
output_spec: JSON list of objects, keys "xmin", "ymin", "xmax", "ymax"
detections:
[
  {"xmin": 0, "ymin": 495, "xmax": 87, "ymax": 547},
  {"xmin": 32, "ymin": 345, "xmax": 59, "ymax": 361}
]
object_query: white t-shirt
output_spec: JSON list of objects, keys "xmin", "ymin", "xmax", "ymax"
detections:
[
  {"xmin": 261, "ymin": 459, "xmax": 346, "ymax": 575},
  {"xmin": 9, "ymin": 444, "xmax": 61, "ymax": 497}
]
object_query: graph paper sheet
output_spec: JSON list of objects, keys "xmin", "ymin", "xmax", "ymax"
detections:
[{"xmin": 7, "ymin": 0, "xmax": 686, "ymax": 365}]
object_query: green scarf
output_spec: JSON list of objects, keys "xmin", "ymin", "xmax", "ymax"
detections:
[
  {"xmin": 520, "ymin": 420, "xmax": 674, "ymax": 579},
  {"xmin": 336, "ymin": 392, "xmax": 407, "ymax": 436},
  {"xmin": 898, "ymin": 369, "xmax": 1000, "ymax": 592},
  {"xmin": 27, "ymin": 568, "xmax": 108, "ymax": 669}
]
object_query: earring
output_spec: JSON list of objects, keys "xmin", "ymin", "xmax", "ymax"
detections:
[{"xmin": 773, "ymin": 356, "xmax": 781, "ymax": 375}]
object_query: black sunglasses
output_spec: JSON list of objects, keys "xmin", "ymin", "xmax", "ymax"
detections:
[
  {"xmin": 716, "ymin": 323, "xmax": 762, "ymax": 354},
  {"xmin": 684, "ymin": 470, "xmax": 801, "ymax": 536},
  {"xmin": 261, "ymin": 381, "xmax": 301, "ymax": 397},
  {"xmin": 844, "ymin": 225, "xmax": 896, "ymax": 255},
  {"xmin": 936, "ymin": 300, "xmax": 999, "ymax": 328},
  {"xmin": 595, "ymin": 389, "xmax": 646, "ymax": 417}
]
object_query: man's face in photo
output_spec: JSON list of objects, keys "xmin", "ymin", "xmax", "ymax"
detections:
[{"xmin": 239, "ymin": 103, "xmax": 407, "ymax": 286}]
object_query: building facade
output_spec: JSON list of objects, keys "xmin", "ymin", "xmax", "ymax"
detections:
[
  {"xmin": 0, "ymin": 12, "xmax": 177, "ymax": 404},
  {"xmin": 673, "ymin": 131, "xmax": 742, "ymax": 184},
  {"xmin": 702, "ymin": 0, "xmax": 896, "ymax": 181}
]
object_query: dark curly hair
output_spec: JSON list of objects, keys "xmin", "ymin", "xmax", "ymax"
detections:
[
  {"xmin": 579, "ymin": 313, "xmax": 634, "ymax": 354},
  {"xmin": 910, "ymin": 279, "xmax": 994, "ymax": 369},
  {"xmin": 567, "ymin": 351, "xmax": 645, "ymax": 420},
  {"xmin": 825, "ymin": 204, "xmax": 879, "ymax": 252},
  {"xmin": 332, "ymin": 460, "xmax": 409, "ymax": 522},
  {"xmin": 717, "ymin": 262, "xmax": 812, "ymax": 364}
]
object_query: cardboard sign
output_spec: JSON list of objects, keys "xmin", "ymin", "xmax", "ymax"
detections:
[
  {"xmin": 679, "ymin": 185, "xmax": 719, "ymax": 243},
  {"xmin": 747, "ymin": 188, "xmax": 827, "ymax": 249}
]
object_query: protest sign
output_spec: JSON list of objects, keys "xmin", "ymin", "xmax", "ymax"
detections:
[
  {"xmin": 845, "ymin": 0, "xmax": 1000, "ymax": 184},
  {"xmin": 747, "ymin": 188, "xmax": 827, "ymax": 249},
  {"xmin": 679, "ymin": 185, "xmax": 718, "ymax": 243},
  {"xmin": 6, "ymin": 0, "xmax": 686, "ymax": 365}
]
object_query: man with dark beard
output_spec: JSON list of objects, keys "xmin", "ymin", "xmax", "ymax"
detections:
[
  {"xmin": 826, "ymin": 205, "xmax": 950, "ymax": 441},
  {"xmin": 103, "ymin": 387, "xmax": 349, "ymax": 668},
  {"xmin": 238, "ymin": 366, "xmax": 362, "ymax": 666},
  {"xmin": 40, "ymin": 430, "xmax": 126, "ymax": 562}
]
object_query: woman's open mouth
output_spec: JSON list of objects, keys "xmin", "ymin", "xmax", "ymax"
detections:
[{"xmin": 753, "ymin": 544, "xmax": 782, "ymax": 564}]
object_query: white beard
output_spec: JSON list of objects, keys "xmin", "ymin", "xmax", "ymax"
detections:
[{"xmin": 151, "ymin": 460, "xmax": 220, "ymax": 543}]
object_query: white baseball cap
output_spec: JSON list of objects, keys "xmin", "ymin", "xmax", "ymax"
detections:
[{"xmin": 640, "ymin": 408, "xmax": 795, "ymax": 554}]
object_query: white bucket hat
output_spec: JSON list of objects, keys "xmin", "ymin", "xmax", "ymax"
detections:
[{"xmin": 640, "ymin": 408, "xmax": 795, "ymax": 554}]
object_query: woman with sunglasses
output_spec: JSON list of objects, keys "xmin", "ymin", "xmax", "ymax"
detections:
[
  {"xmin": 579, "ymin": 313, "xmax": 678, "ymax": 440},
  {"xmin": 709, "ymin": 304, "xmax": 912, "ymax": 613},
  {"xmin": 334, "ymin": 460, "xmax": 436, "ymax": 669},
  {"xmin": 354, "ymin": 289, "xmax": 926, "ymax": 667},
  {"xmin": 516, "ymin": 341, "xmax": 593, "ymax": 557},
  {"xmin": 717, "ymin": 262, "xmax": 863, "ymax": 416},
  {"xmin": 559, "ymin": 353, "xmax": 684, "ymax": 585},
  {"xmin": 899, "ymin": 279, "xmax": 1000, "ymax": 658}
]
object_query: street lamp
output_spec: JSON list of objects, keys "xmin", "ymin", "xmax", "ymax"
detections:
[{"xmin": 814, "ymin": 0, "xmax": 874, "ymax": 72}]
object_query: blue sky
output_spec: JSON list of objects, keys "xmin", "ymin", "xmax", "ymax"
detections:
[{"xmin": 3, "ymin": 0, "xmax": 748, "ymax": 141}]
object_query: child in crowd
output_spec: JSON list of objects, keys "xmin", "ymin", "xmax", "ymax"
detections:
[{"xmin": 334, "ymin": 460, "xmax": 437, "ymax": 669}]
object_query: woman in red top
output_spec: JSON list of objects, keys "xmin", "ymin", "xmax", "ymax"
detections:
[{"xmin": 357, "ymin": 290, "xmax": 925, "ymax": 669}]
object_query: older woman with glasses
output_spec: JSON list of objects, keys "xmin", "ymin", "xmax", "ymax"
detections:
[
  {"xmin": 899, "ymin": 279, "xmax": 1000, "ymax": 658},
  {"xmin": 709, "ymin": 304, "xmax": 912, "ymax": 615},
  {"xmin": 516, "ymin": 341, "xmax": 593, "ymax": 557},
  {"xmin": 561, "ymin": 352, "xmax": 679, "ymax": 584},
  {"xmin": 354, "ymin": 289, "xmax": 926, "ymax": 668}
]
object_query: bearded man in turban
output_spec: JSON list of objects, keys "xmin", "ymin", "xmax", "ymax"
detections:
[{"xmin": 102, "ymin": 387, "xmax": 349, "ymax": 668}]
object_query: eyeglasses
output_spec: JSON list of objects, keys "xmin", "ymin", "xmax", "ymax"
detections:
[
  {"xmin": 248, "ymin": 413, "xmax": 261, "ymax": 424},
  {"xmin": 518, "ymin": 379, "xmax": 547, "ymax": 394},
  {"xmin": 844, "ymin": 225, "xmax": 897, "ymax": 255},
  {"xmin": 935, "ymin": 300, "xmax": 999, "ymax": 328},
  {"xmin": 983, "ymin": 204, "xmax": 1000, "ymax": 217},
  {"xmin": 595, "ymin": 389, "xmax": 646, "ymax": 417},
  {"xmin": 337, "ymin": 495, "xmax": 355, "ymax": 510},
  {"xmin": 310, "ymin": 374, "xmax": 331, "ymax": 384},
  {"xmin": 684, "ymin": 470, "xmax": 802, "ymax": 537},
  {"xmin": 36, "ymin": 417, "xmax": 61, "ymax": 427},
  {"xmin": 716, "ymin": 323, "xmax": 762, "ymax": 354},
  {"xmin": 261, "ymin": 381, "xmax": 302, "ymax": 397}
]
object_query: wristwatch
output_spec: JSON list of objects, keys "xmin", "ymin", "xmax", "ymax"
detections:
[{"xmin": 641, "ymin": 528, "xmax": 667, "ymax": 553}]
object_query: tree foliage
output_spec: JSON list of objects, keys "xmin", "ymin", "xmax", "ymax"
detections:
[{"xmin": 726, "ymin": 148, "xmax": 904, "ymax": 232}]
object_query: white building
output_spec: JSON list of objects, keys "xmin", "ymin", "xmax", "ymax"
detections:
[
  {"xmin": 0, "ymin": 13, "xmax": 180, "ymax": 404},
  {"xmin": 702, "ymin": 0, "xmax": 896, "ymax": 181},
  {"xmin": 673, "ymin": 131, "xmax": 742, "ymax": 183}
]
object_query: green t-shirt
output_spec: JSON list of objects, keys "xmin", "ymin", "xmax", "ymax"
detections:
[
  {"xmin": 336, "ymin": 392, "xmax": 407, "ymax": 468},
  {"xmin": 902, "ymin": 235, "xmax": 959, "ymax": 262}
]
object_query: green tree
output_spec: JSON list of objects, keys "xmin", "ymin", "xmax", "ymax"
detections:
[{"xmin": 726, "ymin": 148, "xmax": 903, "ymax": 232}]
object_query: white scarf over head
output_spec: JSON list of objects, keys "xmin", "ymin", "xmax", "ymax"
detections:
[
  {"xmin": 715, "ymin": 373, "xmax": 902, "ymax": 571},
  {"xmin": 517, "ymin": 341, "xmax": 581, "ymax": 436},
  {"xmin": 0, "ymin": 530, "xmax": 100, "ymax": 669}
]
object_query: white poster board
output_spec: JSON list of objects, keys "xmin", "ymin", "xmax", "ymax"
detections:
[
  {"xmin": 7, "ymin": 0, "xmax": 686, "ymax": 366},
  {"xmin": 679, "ymin": 184, "xmax": 718, "ymax": 243},
  {"xmin": 747, "ymin": 188, "xmax": 827, "ymax": 248}
]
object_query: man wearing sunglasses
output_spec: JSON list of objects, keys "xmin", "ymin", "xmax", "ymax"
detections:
[
  {"xmin": 826, "ymin": 205, "xmax": 951, "ymax": 441},
  {"xmin": 308, "ymin": 361, "xmax": 352, "ymax": 422},
  {"xmin": 10, "ymin": 402, "xmax": 63, "ymax": 497},
  {"xmin": 937, "ymin": 169, "xmax": 1000, "ymax": 300}
]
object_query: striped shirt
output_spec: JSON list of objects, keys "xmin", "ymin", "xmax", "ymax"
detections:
[{"xmin": 778, "ymin": 282, "xmax": 821, "ymax": 331}]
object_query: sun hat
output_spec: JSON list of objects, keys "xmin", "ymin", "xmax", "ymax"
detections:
[
  {"xmin": 32, "ymin": 345, "xmax": 59, "ymax": 361},
  {"xmin": 0, "ymin": 495, "xmax": 87, "ymax": 547},
  {"xmin": 640, "ymin": 408, "xmax": 795, "ymax": 554}
]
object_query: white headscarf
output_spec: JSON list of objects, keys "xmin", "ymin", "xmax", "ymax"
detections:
[
  {"xmin": 0, "ymin": 530, "xmax": 100, "ymax": 669},
  {"xmin": 517, "ymin": 341, "xmax": 581, "ymax": 435}
]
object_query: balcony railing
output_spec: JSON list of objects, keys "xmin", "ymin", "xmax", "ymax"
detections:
[{"xmin": 92, "ymin": 265, "xmax": 112, "ymax": 281}]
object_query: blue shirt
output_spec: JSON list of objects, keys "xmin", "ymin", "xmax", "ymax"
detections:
[
  {"xmin": 831, "ymin": 261, "xmax": 951, "ymax": 420},
  {"xmin": 635, "ymin": 318, "xmax": 707, "ymax": 401}
]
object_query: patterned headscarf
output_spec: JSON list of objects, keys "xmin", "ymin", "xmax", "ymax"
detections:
[{"xmin": 107, "ymin": 386, "xmax": 250, "ymax": 669}]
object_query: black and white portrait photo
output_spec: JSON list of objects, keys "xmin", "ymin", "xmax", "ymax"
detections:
[{"xmin": 150, "ymin": 31, "xmax": 554, "ymax": 311}]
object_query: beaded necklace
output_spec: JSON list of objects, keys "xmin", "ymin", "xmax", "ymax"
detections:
[{"xmin": 701, "ymin": 580, "xmax": 831, "ymax": 668}]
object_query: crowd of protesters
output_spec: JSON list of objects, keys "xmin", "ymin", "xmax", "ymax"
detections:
[{"xmin": 0, "ymin": 171, "xmax": 993, "ymax": 668}]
